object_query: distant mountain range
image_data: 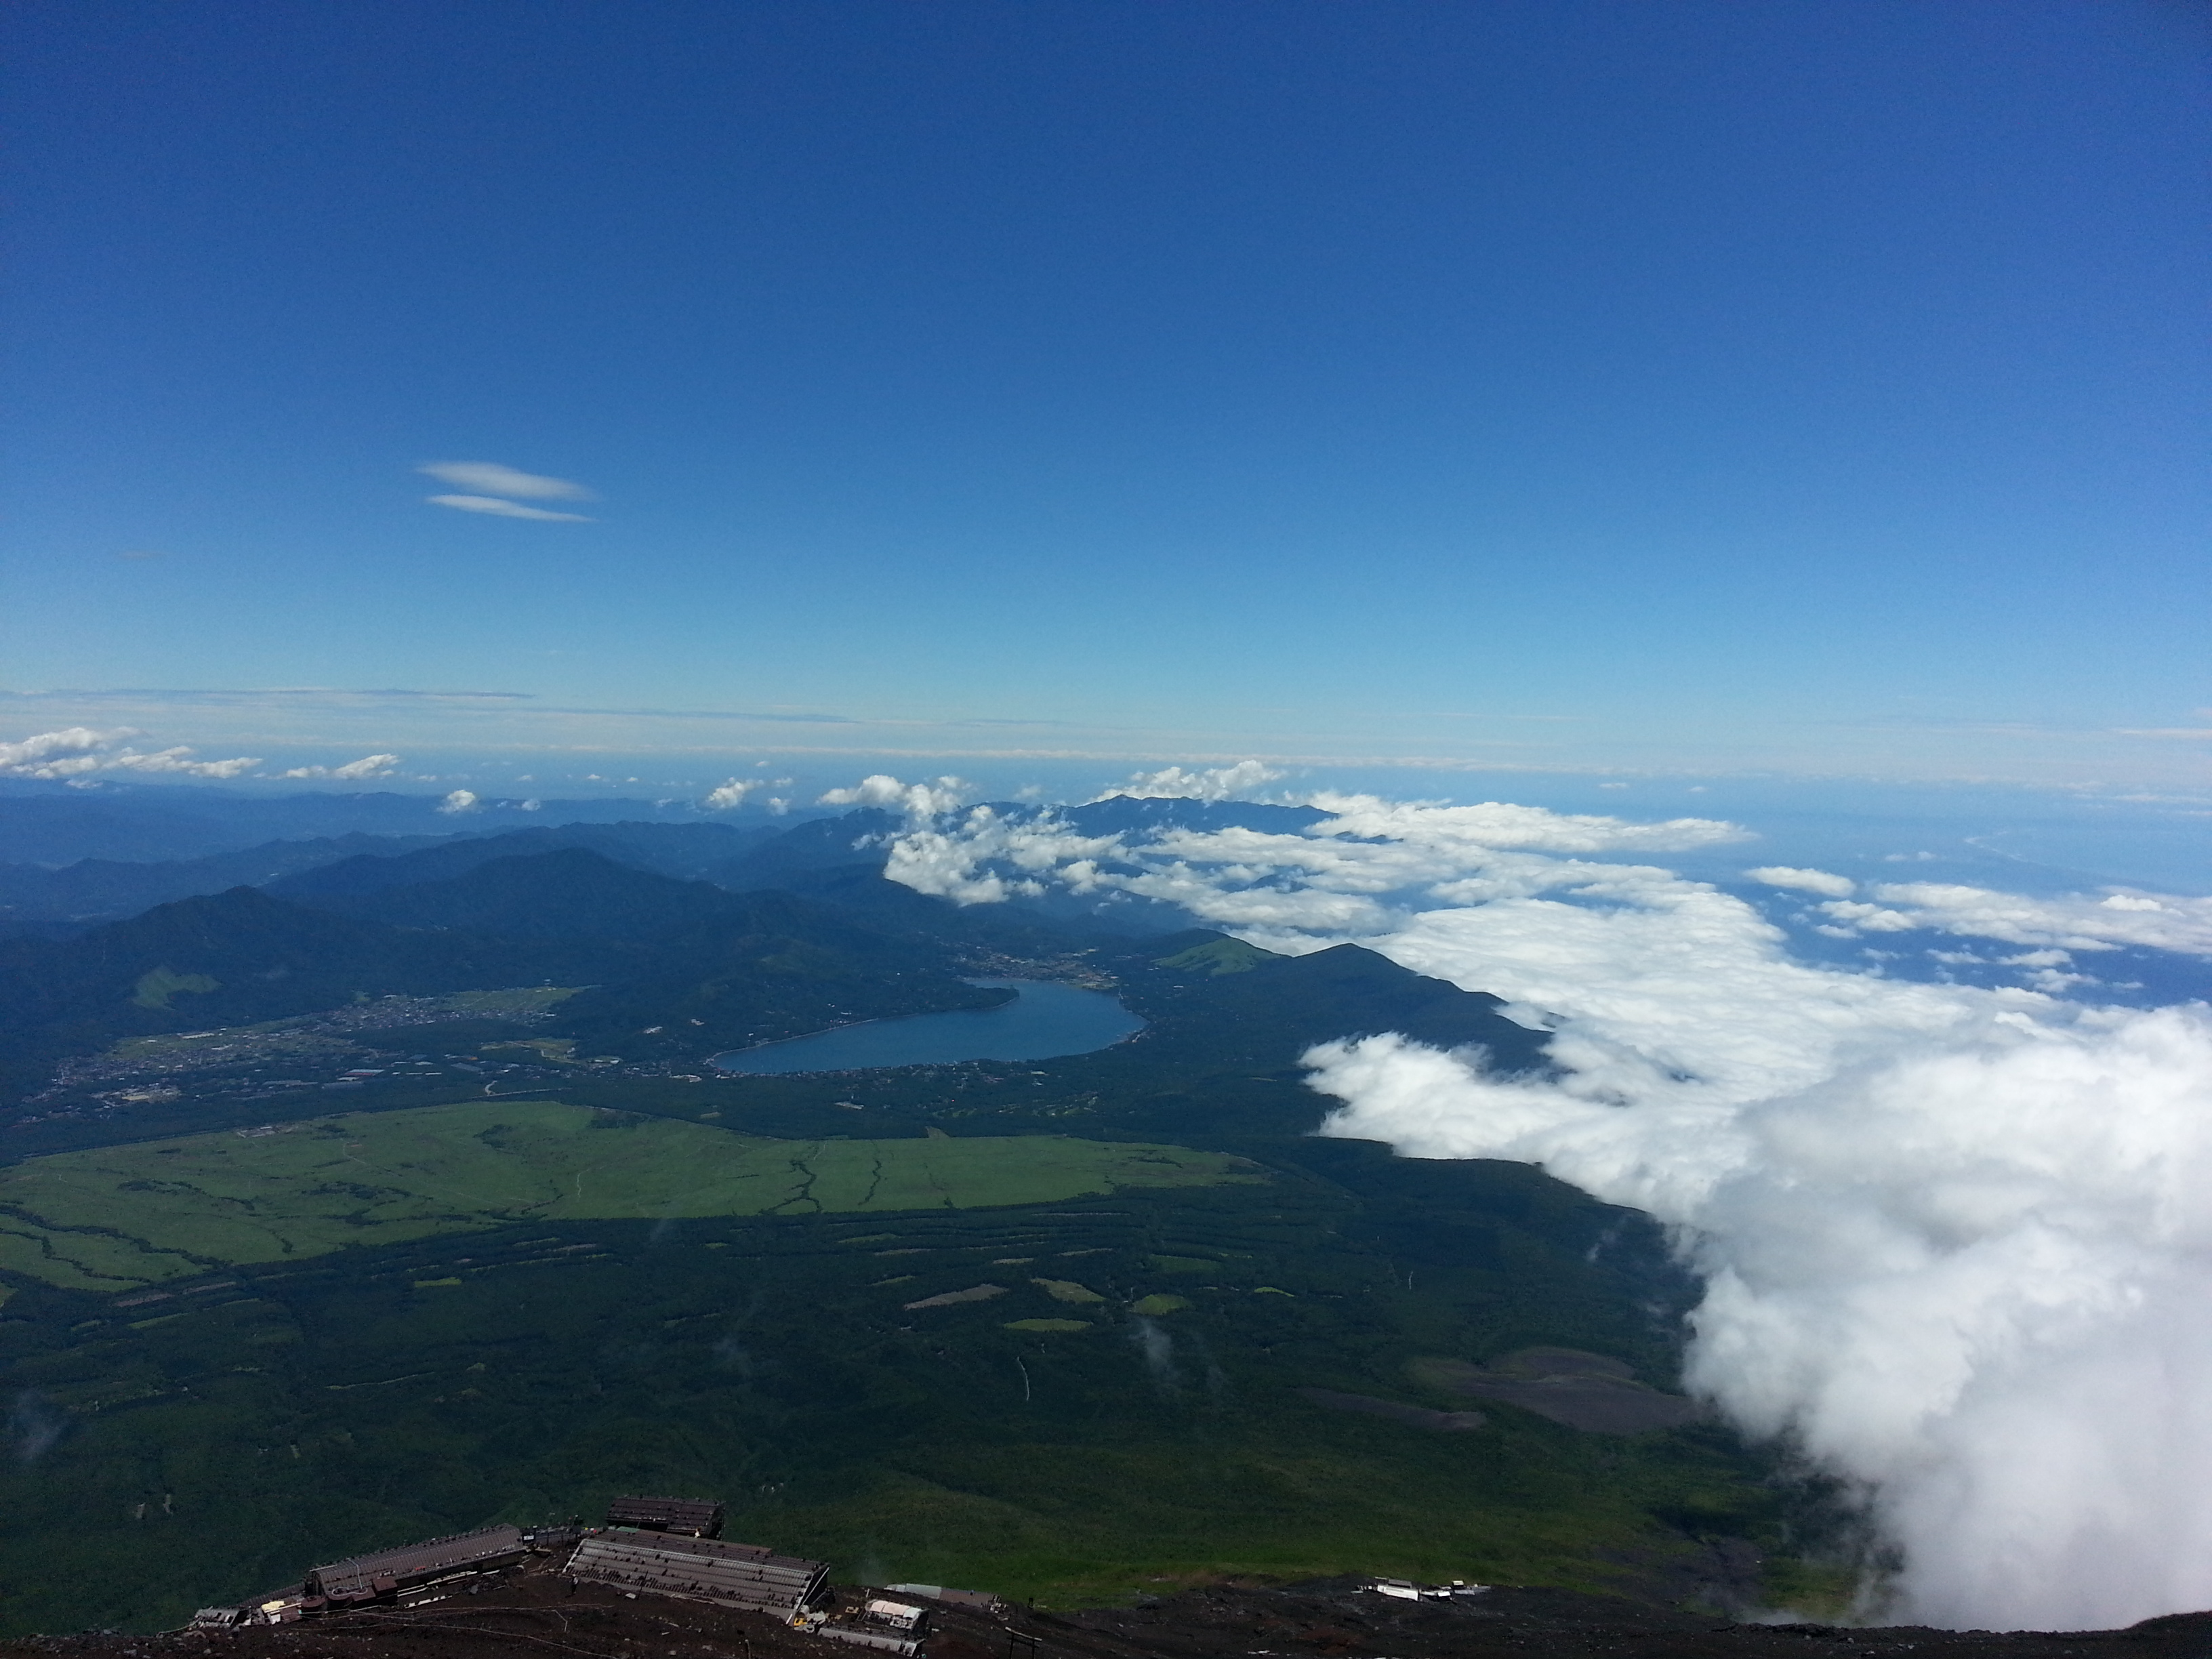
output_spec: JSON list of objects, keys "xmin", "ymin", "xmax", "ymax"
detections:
[
  {"xmin": 0, "ymin": 845, "xmax": 1034, "ymax": 1101},
  {"xmin": 0, "ymin": 832, "xmax": 467, "ymax": 930},
  {"xmin": 0, "ymin": 781, "xmax": 747, "ymax": 866},
  {"xmin": 0, "ymin": 793, "xmax": 1328, "ymax": 928},
  {"xmin": 0, "ymin": 779, "xmax": 1326, "ymax": 874},
  {"xmin": 266, "ymin": 821, "xmax": 785, "ymax": 903},
  {"xmin": 0, "ymin": 816, "xmax": 789, "ymax": 930},
  {"xmin": 0, "ymin": 791, "xmax": 1359, "ymax": 1103}
]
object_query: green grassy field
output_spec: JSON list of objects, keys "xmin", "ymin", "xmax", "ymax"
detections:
[{"xmin": 0, "ymin": 1101, "xmax": 1258, "ymax": 1290}]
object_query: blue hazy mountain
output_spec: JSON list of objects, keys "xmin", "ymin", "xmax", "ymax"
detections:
[
  {"xmin": 284, "ymin": 847, "xmax": 762, "ymax": 940},
  {"xmin": 269, "ymin": 821, "xmax": 783, "ymax": 900},
  {"xmin": 0, "ymin": 798, "xmax": 1316, "ymax": 933},
  {"xmin": 0, "ymin": 832, "xmax": 463, "ymax": 928},
  {"xmin": 0, "ymin": 821, "xmax": 789, "ymax": 930},
  {"xmin": 0, "ymin": 780, "xmax": 801, "ymax": 866}
]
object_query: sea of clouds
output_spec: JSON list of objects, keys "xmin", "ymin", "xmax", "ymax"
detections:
[{"xmin": 837, "ymin": 764, "xmax": 2212, "ymax": 1632}]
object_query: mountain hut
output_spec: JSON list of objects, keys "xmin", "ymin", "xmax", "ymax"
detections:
[{"xmin": 566, "ymin": 1528, "xmax": 827, "ymax": 1617}]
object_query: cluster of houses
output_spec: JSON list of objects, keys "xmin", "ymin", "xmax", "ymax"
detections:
[{"xmin": 190, "ymin": 1495, "xmax": 1003, "ymax": 1657}]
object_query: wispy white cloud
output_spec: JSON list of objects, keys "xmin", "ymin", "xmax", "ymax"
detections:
[
  {"xmin": 874, "ymin": 782, "xmax": 1748, "ymax": 916},
  {"xmin": 1097, "ymin": 760, "xmax": 1286, "ymax": 802},
  {"xmin": 1298, "ymin": 792, "xmax": 1751, "ymax": 856},
  {"xmin": 418, "ymin": 461, "xmax": 596, "ymax": 500},
  {"xmin": 274, "ymin": 753, "xmax": 403, "ymax": 781},
  {"xmin": 426, "ymin": 493, "xmax": 593, "ymax": 523},
  {"xmin": 436, "ymin": 789, "xmax": 481, "ymax": 815},
  {"xmin": 104, "ymin": 747, "xmax": 262, "ymax": 779},
  {"xmin": 329, "ymin": 752, "xmax": 401, "ymax": 780},
  {"xmin": 1748, "ymin": 864, "xmax": 1858, "ymax": 898},
  {"xmin": 1816, "ymin": 882, "xmax": 2212, "ymax": 958}
]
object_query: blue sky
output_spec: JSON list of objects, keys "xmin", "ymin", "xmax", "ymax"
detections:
[{"xmin": 4, "ymin": 1, "xmax": 2207, "ymax": 785}]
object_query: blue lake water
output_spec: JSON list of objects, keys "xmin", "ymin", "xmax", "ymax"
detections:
[{"xmin": 711, "ymin": 979, "xmax": 1144, "ymax": 1076}]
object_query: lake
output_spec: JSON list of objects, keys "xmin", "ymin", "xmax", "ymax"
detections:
[{"xmin": 710, "ymin": 979, "xmax": 1145, "ymax": 1076}]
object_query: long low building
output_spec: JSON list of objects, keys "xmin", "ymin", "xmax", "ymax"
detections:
[
  {"xmin": 605, "ymin": 1496, "xmax": 724, "ymax": 1538},
  {"xmin": 310, "ymin": 1525, "xmax": 531, "ymax": 1601},
  {"xmin": 567, "ymin": 1528, "xmax": 827, "ymax": 1617}
]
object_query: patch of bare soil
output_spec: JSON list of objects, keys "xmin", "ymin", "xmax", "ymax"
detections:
[{"xmin": 1412, "ymin": 1347, "xmax": 1704, "ymax": 1433}]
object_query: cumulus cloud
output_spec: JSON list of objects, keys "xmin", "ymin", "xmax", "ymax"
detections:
[
  {"xmin": 884, "ymin": 815, "xmax": 1042, "ymax": 905},
  {"xmin": 702, "ymin": 778, "xmax": 760, "ymax": 811},
  {"xmin": 1307, "ymin": 1004, "xmax": 2212, "ymax": 1631},
  {"xmin": 857, "ymin": 781, "xmax": 2212, "ymax": 1629},
  {"xmin": 275, "ymin": 753, "xmax": 401, "ymax": 781},
  {"xmin": 1749, "ymin": 865, "xmax": 1858, "ymax": 898},
  {"xmin": 436, "ymin": 789, "xmax": 480, "ymax": 815},
  {"xmin": 417, "ymin": 461, "xmax": 596, "ymax": 500},
  {"xmin": 817, "ymin": 773, "xmax": 975, "ymax": 818},
  {"xmin": 0, "ymin": 726, "xmax": 261, "ymax": 780},
  {"xmin": 1303, "ymin": 793, "xmax": 1750, "ymax": 855},
  {"xmin": 861, "ymin": 786, "xmax": 1747, "ymax": 927},
  {"xmin": 884, "ymin": 806, "xmax": 1129, "ymax": 907},
  {"xmin": 1099, "ymin": 760, "xmax": 1286, "ymax": 801},
  {"xmin": 0, "ymin": 726, "xmax": 129, "ymax": 778},
  {"xmin": 701, "ymin": 776, "xmax": 792, "ymax": 811},
  {"xmin": 425, "ymin": 493, "xmax": 593, "ymax": 522}
]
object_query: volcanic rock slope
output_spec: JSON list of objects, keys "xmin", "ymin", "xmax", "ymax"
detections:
[{"xmin": 7, "ymin": 1564, "xmax": 2205, "ymax": 1659}]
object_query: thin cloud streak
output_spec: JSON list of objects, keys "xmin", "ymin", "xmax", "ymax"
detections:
[
  {"xmin": 417, "ymin": 461, "xmax": 596, "ymax": 500},
  {"xmin": 426, "ymin": 493, "xmax": 593, "ymax": 522},
  {"xmin": 10, "ymin": 689, "xmax": 2212, "ymax": 792}
]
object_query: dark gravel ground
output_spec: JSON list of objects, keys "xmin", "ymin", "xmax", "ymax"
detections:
[
  {"xmin": 1025, "ymin": 1580, "xmax": 2212, "ymax": 1659},
  {"xmin": 9, "ymin": 1559, "xmax": 2209, "ymax": 1659}
]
